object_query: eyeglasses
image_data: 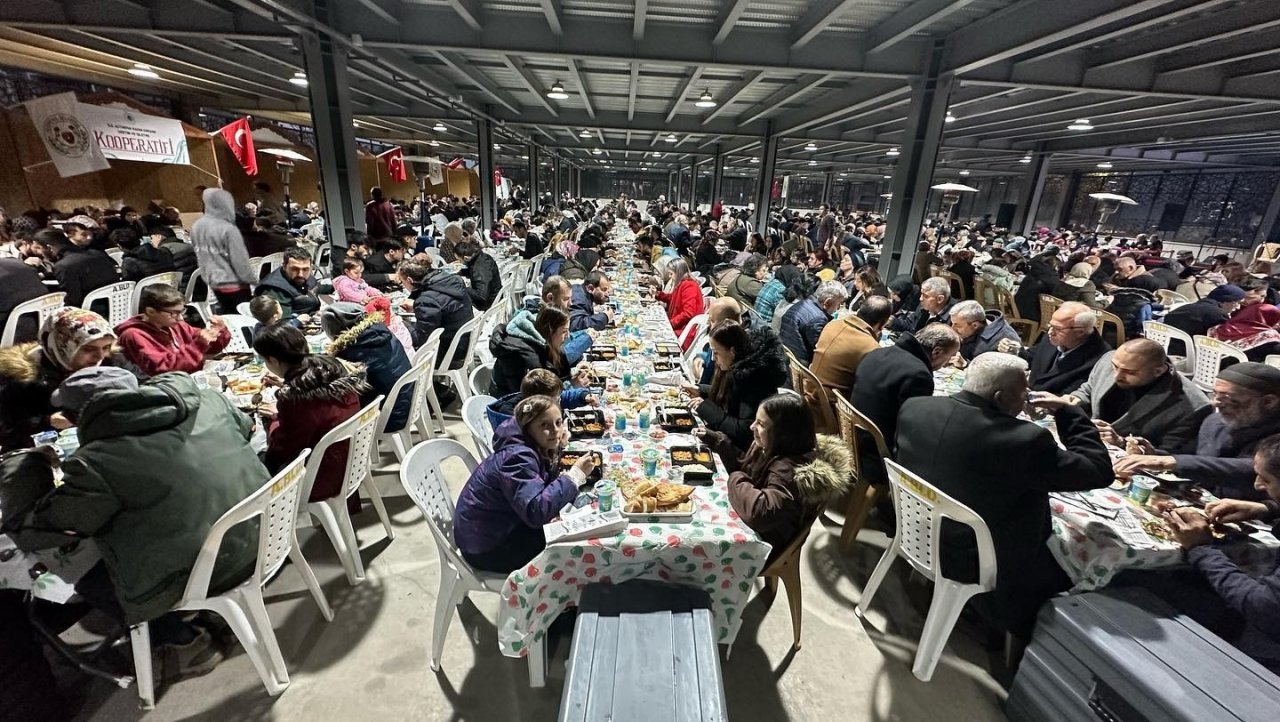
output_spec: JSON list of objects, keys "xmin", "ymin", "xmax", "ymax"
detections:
[
  {"xmin": 1047, "ymin": 324, "xmax": 1089, "ymax": 333},
  {"xmin": 154, "ymin": 307, "xmax": 186, "ymax": 318}
]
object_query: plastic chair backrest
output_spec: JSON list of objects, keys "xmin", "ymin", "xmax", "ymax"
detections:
[
  {"xmin": 1143, "ymin": 320, "xmax": 1196, "ymax": 368},
  {"xmin": 677, "ymin": 313, "xmax": 708, "ymax": 347},
  {"xmin": 184, "ymin": 267, "xmax": 213, "ymax": 304},
  {"xmin": 81, "ymin": 281, "xmax": 135, "ymax": 326},
  {"xmin": 468, "ymin": 364, "xmax": 493, "ymax": 398},
  {"xmin": 412, "ymin": 327, "xmax": 445, "ymax": 369},
  {"xmin": 302, "ymin": 397, "xmax": 384, "ymax": 502},
  {"xmin": 993, "ymin": 285, "xmax": 1019, "ymax": 320},
  {"xmin": 1038, "ymin": 294, "xmax": 1064, "ymax": 329},
  {"xmin": 130, "ymin": 272, "xmax": 182, "ymax": 315},
  {"xmin": 1, "ymin": 292, "xmax": 65, "ymax": 347},
  {"xmin": 462, "ymin": 395, "xmax": 495, "ymax": 457},
  {"xmin": 936, "ymin": 269, "xmax": 965, "ymax": 300},
  {"xmin": 833, "ymin": 394, "xmax": 891, "ymax": 471},
  {"xmin": 882, "ymin": 459, "xmax": 997, "ymax": 590},
  {"xmin": 1156, "ymin": 289, "xmax": 1189, "ymax": 306},
  {"xmin": 375, "ymin": 359, "xmax": 433, "ymax": 438},
  {"xmin": 1095, "ymin": 309, "xmax": 1126, "ymax": 346},
  {"xmin": 106, "ymin": 248, "xmax": 124, "ymax": 266},
  {"xmin": 400, "ymin": 439, "xmax": 481, "ymax": 575},
  {"xmin": 260, "ymin": 252, "xmax": 284, "ymax": 275},
  {"xmin": 1192, "ymin": 335, "xmax": 1248, "ymax": 390},
  {"xmin": 180, "ymin": 450, "xmax": 310, "ymax": 604},
  {"xmin": 790, "ymin": 353, "xmax": 837, "ymax": 433},
  {"xmin": 1266, "ymin": 355, "xmax": 1280, "ymax": 369},
  {"xmin": 236, "ymin": 301, "xmax": 253, "ymax": 316},
  {"xmin": 218, "ymin": 314, "xmax": 258, "ymax": 353},
  {"xmin": 436, "ymin": 314, "xmax": 482, "ymax": 375},
  {"xmin": 973, "ymin": 278, "xmax": 997, "ymax": 310}
]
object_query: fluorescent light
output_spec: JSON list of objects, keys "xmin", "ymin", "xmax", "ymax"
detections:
[
  {"xmin": 1097, "ymin": 162, "xmax": 1113, "ymax": 169},
  {"xmin": 886, "ymin": 147, "xmax": 900, "ymax": 156},
  {"xmin": 808, "ymin": 160, "xmax": 817, "ymax": 165},
  {"xmin": 429, "ymin": 140, "xmax": 439, "ymax": 146},
  {"xmin": 883, "ymin": 175, "xmax": 892, "ymax": 179},
  {"xmin": 750, "ymin": 157, "xmax": 759, "ymax": 163},
  {"xmin": 433, "ymin": 122, "xmax": 447, "ymax": 132},
  {"xmin": 665, "ymin": 134, "xmax": 678, "ymax": 143},
  {"xmin": 592, "ymin": 148, "xmax": 602, "ymax": 155},
  {"xmin": 839, "ymin": 172, "xmax": 847, "ymax": 177},
  {"xmin": 959, "ymin": 170, "xmax": 970, "ymax": 176},
  {"xmin": 128, "ymin": 63, "xmax": 158, "ymax": 79},
  {"xmin": 1068, "ymin": 118, "xmax": 1093, "ymax": 131},
  {"xmin": 521, "ymin": 155, "xmax": 529, "ymax": 159},
  {"xmin": 547, "ymin": 81, "xmax": 569, "ymax": 100},
  {"xmin": 804, "ymin": 143, "xmax": 817, "ymax": 151},
  {"xmin": 1020, "ymin": 154, "xmax": 1032, "ymax": 164},
  {"xmin": 695, "ymin": 90, "xmax": 717, "ymax": 108},
  {"xmin": 289, "ymin": 71, "xmax": 308, "ymax": 87},
  {"xmin": 945, "ymin": 112, "xmax": 956, "ymax": 123},
  {"xmin": 579, "ymin": 129, "xmax": 592, "ymax": 137}
]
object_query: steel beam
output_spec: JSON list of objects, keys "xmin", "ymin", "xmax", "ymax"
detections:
[
  {"xmin": 627, "ymin": 63, "xmax": 639, "ymax": 121},
  {"xmin": 710, "ymin": 145, "xmax": 725, "ymax": 209},
  {"xmin": 1011, "ymin": 149, "xmax": 1049, "ymax": 236},
  {"xmin": 527, "ymin": 144, "xmax": 540, "ymax": 199},
  {"xmin": 867, "ymin": 0, "xmax": 976, "ymax": 55},
  {"xmin": 299, "ymin": 28, "xmax": 363, "ymax": 252},
  {"xmin": 754, "ymin": 123, "xmax": 780, "ymax": 235},
  {"xmin": 734, "ymin": 74, "xmax": 829, "ymax": 126},
  {"xmin": 792, "ymin": 0, "xmax": 859, "ymax": 50},
  {"xmin": 477, "ymin": 115, "xmax": 497, "ymax": 231},
  {"xmin": 633, "ymin": 0, "xmax": 647, "ymax": 41},
  {"xmin": 702, "ymin": 72, "xmax": 764, "ymax": 124},
  {"xmin": 504, "ymin": 55, "xmax": 558, "ymax": 116},
  {"xmin": 539, "ymin": 0, "xmax": 563, "ymax": 35},
  {"xmin": 442, "ymin": 0, "xmax": 482, "ymax": 31},
  {"xmin": 712, "ymin": 0, "xmax": 752, "ymax": 45}
]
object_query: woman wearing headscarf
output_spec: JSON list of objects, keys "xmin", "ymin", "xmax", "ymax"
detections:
[
  {"xmin": 1210, "ymin": 303, "xmax": 1280, "ymax": 362},
  {"xmin": 1055, "ymin": 262, "xmax": 1103, "ymax": 309},
  {"xmin": 0, "ymin": 308, "xmax": 131, "ymax": 451},
  {"xmin": 437, "ymin": 221, "xmax": 464, "ymax": 264}
]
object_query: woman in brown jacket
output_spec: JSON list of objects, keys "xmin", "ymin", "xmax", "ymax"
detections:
[{"xmin": 703, "ymin": 393, "xmax": 852, "ymax": 564}]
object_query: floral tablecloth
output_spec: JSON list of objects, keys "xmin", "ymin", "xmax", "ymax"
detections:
[
  {"xmin": 495, "ymin": 294, "xmax": 772, "ymax": 658},
  {"xmin": 0, "ymin": 532, "xmax": 98, "ymax": 603}
]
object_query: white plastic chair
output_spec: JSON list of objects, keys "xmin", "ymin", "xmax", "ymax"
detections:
[
  {"xmin": 1, "ymin": 292, "xmax": 65, "ymax": 346},
  {"xmin": 218, "ymin": 314, "xmax": 258, "ymax": 353},
  {"xmin": 236, "ymin": 301, "xmax": 253, "ymax": 317},
  {"xmin": 676, "ymin": 312, "xmax": 709, "ymax": 349},
  {"xmin": 399, "ymin": 439, "xmax": 547, "ymax": 685},
  {"xmin": 130, "ymin": 272, "xmax": 182, "ymax": 315},
  {"xmin": 462, "ymin": 395, "xmax": 495, "ymax": 457},
  {"xmin": 468, "ymin": 363, "xmax": 494, "ymax": 398},
  {"xmin": 299, "ymin": 397, "xmax": 394, "ymax": 585},
  {"xmin": 856, "ymin": 459, "xmax": 997, "ymax": 682},
  {"xmin": 258, "ymin": 253, "xmax": 284, "ymax": 279},
  {"xmin": 106, "ymin": 248, "xmax": 124, "ymax": 266},
  {"xmin": 375, "ymin": 359, "xmax": 435, "ymax": 461},
  {"xmin": 683, "ymin": 329, "xmax": 709, "ymax": 381},
  {"xmin": 435, "ymin": 314, "xmax": 483, "ymax": 406},
  {"xmin": 1143, "ymin": 320, "xmax": 1196, "ymax": 376},
  {"xmin": 129, "ymin": 451, "xmax": 332, "ymax": 708},
  {"xmin": 1266, "ymin": 355, "xmax": 1280, "ymax": 369},
  {"xmin": 411, "ymin": 328, "xmax": 449, "ymax": 438},
  {"xmin": 1192, "ymin": 335, "xmax": 1249, "ymax": 392},
  {"xmin": 82, "ymin": 281, "xmax": 136, "ymax": 327}
]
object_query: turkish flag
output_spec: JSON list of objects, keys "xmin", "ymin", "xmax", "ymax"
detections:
[
  {"xmin": 380, "ymin": 146, "xmax": 407, "ymax": 183},
  {"xmin": 494, "ymin": 166, "xmax": 503, "ymax": 186},
  {"xmin": 219, "ymin": 117, "xmax": 257, "ymax": 176},
  {"xmin": 447, "ymin": 156, "xmax": 465, "ymax": 170}
]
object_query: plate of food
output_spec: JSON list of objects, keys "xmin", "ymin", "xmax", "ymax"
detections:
[
  {"xmin": 567, "ymin": 409, "xmax": 606, "ymax": 438},
  {"xmin": 558, "ymin": 449, "xmax": 603, "ymax": 484},
  {"xmin": 668, "ymin": 444, "xmax": 715, "ymax": 484},
  {"xmin": 586, "ymin": 345, "xmax": 618, "ymax": 362},
  {"xmin": 619, "ymin": 478, "xmax": 697, "ymax": 521},
  {"xmin": 226, "ymin": 378, "xmax": 263, "ymax": 396},
  {"xmin": 653, "ymin": 358, "xmax": 682, "ymax": 372},
  {"xmin": 655, "ymin": 343, "xmax": 683, "ymax": 357},
  {"xmin": 659, "ymin": 408, "xmax": 699, "ymax": 432}
]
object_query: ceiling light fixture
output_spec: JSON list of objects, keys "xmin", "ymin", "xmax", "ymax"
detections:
[
  {"xmin": 521, "ymin": 154, "xmax": 529, "ymax": 159},
  {"xmin": 665, "ymin": 134, "xmax": 678, "ymax": 143},
  {"xmin": 128, "ymin": 63, "xmax": 159, "ymax": 79},
  {"xmin": 804, "ymin": 142, "xmax": 817, "ymax": 151},
  {"xmin": 883, "ymin": 174, "xmax": 892, "ymax": 179},
  {"xmin": 429, "ymin": 140, "xmax": 439, "ymax": 146},
  {"xmin": 579, "ymin": 129, "xmax": 592, "ymax": 137},
  {"xmin": 289, "ymin": 71, "xmax": 308, "ymax": 87},
  {"xmin": 433, "ymin": 122, "xmax": 447, "ymax": 132},
  {"xmin": 1020, "ymin": 154, "xmax": 1032, "ymax": 164},
  {"xmin": 750, "ymin": 157, "xmax": 759, "ymax": 163},
  {"xmin": 547, "ymin": 81, "xmax": 569, "ymax": 100},
  {"xmin": 839, "ymin": 172, "xmax": 847, "ymax": 177},
  {"xmin": 958, "ymin": 170, "xmax": 970, "ymax": 176},
  {"xmin": 695, "ymin": 90, "xmax": 717, "ymax": 108},
  {"xmin": 886, "ymin": 147, "xmax": 900, "ymax": 156},
  {"xmin": 808, "ymin": 160, "xmax": 817, "ymax": 166},
  {"xmin": 945, "ymin": 111, "xmax": 956, "ymax": 123},
  {"xmin": 1068, "ymin": 118, "xmax": 1094, "ymax": 131},
  {"xmin": 592, "ymin": 148, "xmax": 602, "ymax": 155},
  {"xmin": 1097, "ymin": 162, "xmax": 1113, "ymax": 169}
]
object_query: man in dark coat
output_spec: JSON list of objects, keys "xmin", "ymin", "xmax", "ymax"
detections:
[
  {"xmin": 1164, "ymin": 284, "xmax": 1244, "ymax": 338},
  {"xmin": 0, "ymin": 258, "xmax": 51, "ymax": 344},
  {"xmin": 361, "ymin": 237, "xmax": 407, "ymax": 291},
  {"xmin": 112, "ymin": 228, "xmax": 176, "ymax": 282},
  {"xmin": 364, "ymin": 186, "xmax": 396, "ymax": 241},
  {"xmin": 1004, "ymin": 301, "xmax": 1110, "ymax": 395},
  {"xmin": 455, "ymin": 240, "xmax": 501, "ymax": 311},
  {"xmin": 849, "ymin": 323, "xmax": 961, "ymax": 483},
  {"xmin": 253, "ymin": 247, "xmax": 329, "ymax": 317},
  {"xmin": 895, "ymin": 352, "xmax": 1113, "ymax": 635},
  {"xmin": 512, "ymin": 219, "xmax": 543, "ymax": 260},
  {"xmin": 890, "ymin": 276, "xmax": 955, "ymax": 334},
  {"xmin": 399, "ymin": 260, "xmax": 474, "ymax": 368},
  {"xmin": 569, "ymin": 272, "xmax": 613, "ymax": 332},
  {"xmin": 31, "ymin": 229, "xmax": 118, "ymax": 308},
  {"xmin": 1013, "ymin": 253, "xmax": 1061, "ymax": 323}
]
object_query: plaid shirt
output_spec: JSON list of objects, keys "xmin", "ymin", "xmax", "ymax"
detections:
[{"xmin": 754, "ymin": 278, "xmax": 786, "ymax": 323}]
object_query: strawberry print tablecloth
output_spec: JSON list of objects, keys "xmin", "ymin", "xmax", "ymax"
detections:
[
  {"xmin": 0, "ymin": 533, "xmax": 98, "ymax": 603},
  {"xmin": 495, "ymin": 291, "xmax": 772, "ymax": 658}
]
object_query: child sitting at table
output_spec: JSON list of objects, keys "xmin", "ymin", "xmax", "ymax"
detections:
[
  {"xmin": 485, "ymin": 368, "xmax": 596, "ymax": 430},
  {"xmin": 248, "ymin": 295, "xmax": 302, "ymax": 339},
  {"xmin": 454, "ymin": 395, "xmax": 598, "ymax": 573},
  {"xmin": 702, "ymin": 393, "xmax": 851, "ymax": 565},
  {"xmin": 333, "ymin": 257, "xmax": 384, "ymax": 305}
]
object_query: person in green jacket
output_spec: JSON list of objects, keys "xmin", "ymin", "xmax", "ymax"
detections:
[{"xmin": 13, "ymin": 367, "xmax": 269, "ymax": 678}]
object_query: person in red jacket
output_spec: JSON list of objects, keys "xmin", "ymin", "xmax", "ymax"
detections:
[
  {"xmin": 253, "ymin": 323, "xmax": 369, "ymax": 505},
  {"xmin": 648, "ymin": 257, "xmax": 706, "ymax": 350},
  {"xmin": 115, "ymin": 285, "xmax": 231, "ymax": 376}
]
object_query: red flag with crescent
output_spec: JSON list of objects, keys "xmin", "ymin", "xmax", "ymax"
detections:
[
  {"xmin": 447, "ymin": 156, "xmax": 465, "ymax": 170},
  {"xmin": 219, "ymin": 117, "xmax": 257, "ymax": 176},
  {"xmin": 380, "ymin": 146, "xmax": 407, "ymax": 183},
  {"xmin": 494, "ymin": 166, "xmax": 503, "ymax": 187}
]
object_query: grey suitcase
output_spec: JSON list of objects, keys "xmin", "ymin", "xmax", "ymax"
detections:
[{"xmin": 1007, "ymin": 586, "xmax": 1280, "ymax": 722}]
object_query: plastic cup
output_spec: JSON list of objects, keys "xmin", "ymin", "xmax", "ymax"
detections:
[
  {"xmin": 638, "ymin": 408, "xmax": 651, "ymax": 431},
  {"xmin": 614, "ymin": 413, "xmax": 627, "ymax": 433},
  {"xmin": 641, "ymin": 448, "xmax": 660, "ymax": 477},
  {"xmin": 1129, "ymin": 475, "xmax": 1158, "ymax": 505},
  {"xmin": 622, "ymin": 370, "xmax": 633, "ymax": 387},
  {"xmin": 594, "ymin": 480, "xmax": 616, "ymax": 512}
]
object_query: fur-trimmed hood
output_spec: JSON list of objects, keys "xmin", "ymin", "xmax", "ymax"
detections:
[
  {"xmin": 793, "ymin": 434, "xmax": 853, "ymax": 503},
  {"xmin": 277, "ymin": 356, "xmax": 369, "ymax": 404},
  {"xmin": 0, "ymin": 343, "xmax": 39, "ymax": 384},
  {"xmin": 325, "ymin": 310, "xmax": 390, "ymax": 357},
  {"xmin": 730, "ymin": 326, "xmax": 789, "ymax": 389}
]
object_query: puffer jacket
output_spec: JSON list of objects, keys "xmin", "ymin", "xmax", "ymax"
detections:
[
  {"xmin": 724, "ymin": 434, "xmax": 850, "ymax": 564},
  {"xmin": 459, "ymin": 251, "xmax": 501, "ymax": 311},
  {"xmin": 254, "ymin": 267, "xmax": 322, "ymax": 317},
  {"xmin": 160, "ymin": 240, "xmax": 199, "ymax": 289},
  {"xmin": 190, "ymin": 188, "xmax": 256, "ymax": 288},
  {"xmin": 778, "ymin": 298, "xmax": 831, "ymax": 365},
  {"xmin": 409, "ymin": 269, "xmax": 475, "ymax": 368},
  {"xmin": 266, "ymin": 357, "xmax": 369, "ymax": 502},
  {"xmin": 697, "ymin": 326, "xmax": 789, "ymax": 450},
  {"xmin": 488, "ymin": 310, "xmax": 563, "ymax": 397},
  {"xmin": 1105, "ymin": 287, "xmax": 1157, "ymax": 346},
  {"xmin": 1014, "ymin": 258, "xmax": 1061, "ymax": 322},
  {"xmin": 13, "ymin": 373, "xmax": 266, "ymax": 624},
  {"xmin": 327, "ymin": 314, "xmax": 413, "ymax": 434},
  {"xmin": 119, "ymin": 244, "xmax": 174, "ymax": 283},
  {"xmin": 0, "ymin": 344, "xmax": 139, "ymax": 452},
  {"xmin": 452, "ymin": 417, "xmax": 578, "ymax": 556}
]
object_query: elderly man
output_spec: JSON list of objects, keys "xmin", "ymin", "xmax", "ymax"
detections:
[
  {"xmin": 895, "ymin": 353, "xmax": 1113, "ymax": 635},
  {"xmin": 890, "ymin": 276, "xmax": 954, "ymax": 333},
  {"xmin": 569, "ymin": 271, "xmax": 613, "ymax": 332},
  {"xmin": 1112, "ymin": 256, "xmax": 1164, "ymax": 293},
  {"xmin": 780, "ymin": 279, "xmax": 849, "ymax": 364},
  {"xmin": 950, "ymin": 300, "xmax": 1021, "ymax": 361},
  {"xmin": 1000, "ymin": 301, "xmax": 1110, "ymax": 394},
  {"xmin": 851, "ymin": 323, "xmax": 961, "ymax": 483},
  {"xmin": 1115, "ymin": 362, "xmax": 1280, "ymax": 499},
  {"xmin": 1164, "ymin": 284, "xmax": 1244, "ymax": 338},
  {"xmin": 1037, "ymin": 338, "xmax": 1211, "ymax": 453},
  {"xmin": 811, "ymin": 295, "xmax": 893, "ymax": 400}
]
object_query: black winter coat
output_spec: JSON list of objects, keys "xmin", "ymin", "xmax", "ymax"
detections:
[
  {"xmin": 0, "ymin": 260, "xmax": 49, "ymax": 345},
  {"xmin": 51, "ymin": 246, "xmax": 118, "ymax": 307},
  {"xmin": 460, "ymin": 252, "xmax": 501, "ymax": 311},
  {"xmin": 1021, "ymin": 330, "xmax": 1110, "ymax": 395},
  {"xmin": 696, "ymin": 327, "xmax": 788, "ymax": 450},
  {"xmin": 361, "ymin": 250, "xmax": 400, "ymax": 291},
  {"xmin": 1014, "ymin": 258, "xmax": 1060, "ymax": 323},
  {"xmin": 849, "ymin": 332, "xmax": 937, "ymax": 483},
  {"xmin": 330, "ymin": 322, "xmax": 413, "ymax": 433},
  {"xmin": 486, "ymin": 314, "xmax": 564, "ymax": 398},
  {"xmin": 1165, "ymin": 299, "xmax": 1231, "ymax": 339},
  {"xmin": 120, "ymin": 245, "xmax": 175, "ymax": 282},
  {"xmin": 254, "ymin": 268, "xmax": 322, "ymax": 316},
  {"xmin": 409, "ymin": 270, "xmax": 474, "ymax": 368}
]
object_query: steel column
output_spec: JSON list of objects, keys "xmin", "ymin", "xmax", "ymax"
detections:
[
  {"xmin": 821, "ymin": 171, "xmax": 835, "ymax": 206},
  {"xmin": 1012, "ymin": 150, "xmax": 1050, "ymax": 236},
  {"xmin": 553, "ymin": 155, "xmax": 562, "ymax": 201},
  {"xmin": 527, "ymin": 144, "xmax": 540, "ymax": 201},
  {"xmin": 753, "ymin": 121, "xmax": 780, "ymax": 236},
  {"xmin": 688, "ymin": 158, "xmax": 699, "ymax": 212},
  {"xmin": 476, "ymin": 115, "xmax": 496, "ymax": 232},
  {"xmin": 1256, "ymin": 178, "xmax": 1280, "ymax": 245},
  {"xmin": 299, "ymin": 31, "xmax": 363, "ymax": 255},
  {"xmin": 710, "ymin": 145, "xmax": 725, "ymax": 210},
  {"xmin": 882, "ymin": 41, "xmax": 954, "ymax": 280}
]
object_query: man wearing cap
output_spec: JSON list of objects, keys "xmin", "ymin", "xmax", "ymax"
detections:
[
  {"xmin": 1115, "ymin": 362, "xmax": 1280, "ymax": 498},
  {"xmin": 1164, "ymin": 284, "xmax": 1245, "ymax": 338},
  {"xmin": 13, "ymin": 367, "xmax": 266, "ymax": 679}
]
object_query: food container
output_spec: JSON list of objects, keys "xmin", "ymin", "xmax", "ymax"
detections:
[
  {"xmin": 658, "ymin": 408, "xmax": 699, "ymax": 432},
  {"xmin": 1129, "ymin": 475, "xmax": 1158, "ymax": 505},
  {"xmin": 587, "ymin": 345, "xmax": 618, "ymax": 362},
  {"xmin": 667, "ymin": 445, "xmax": 716, "ymax": 485},
  {"xmin": 559, "ymin": 449, "xmax": 603, "ymax": 484},
  {"xmin": 566, "ymin": 409, "xmax": 606, "ymax": 438}
]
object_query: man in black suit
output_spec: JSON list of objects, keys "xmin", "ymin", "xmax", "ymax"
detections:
[
  {"xmin": 850, "ymin": 323, "xmax": 961, "ymax": 483},
  {"xmin": 999, "ymin": 301, "xmax": 1109, "ymax": 395},
  {"xmin": 895, "ymin": 352, "xmax": 1113, "ymax": 635}
]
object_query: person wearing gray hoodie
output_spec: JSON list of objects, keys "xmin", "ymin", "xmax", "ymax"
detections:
[{"xmin": 190, "ymin": 188, "xmax": 257, "ymax": 313}]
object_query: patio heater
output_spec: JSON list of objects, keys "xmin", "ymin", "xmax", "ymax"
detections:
[
  {"xmin": 931, "ymin": 182, "xmax": 979, "ymax": 222},
  {"xmin": 1088, "ymin": 192, "xmax": 1138, "ymax": 233}
]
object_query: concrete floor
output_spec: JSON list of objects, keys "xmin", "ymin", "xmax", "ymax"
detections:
[{"xmin": 61, "ymin": 417, "xmax": 1010, "ymax": 721}]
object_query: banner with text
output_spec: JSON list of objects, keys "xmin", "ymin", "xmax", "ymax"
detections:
[{"xmin": 76, "ymin": 103, "xmax": 190, "ymax": 165}]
